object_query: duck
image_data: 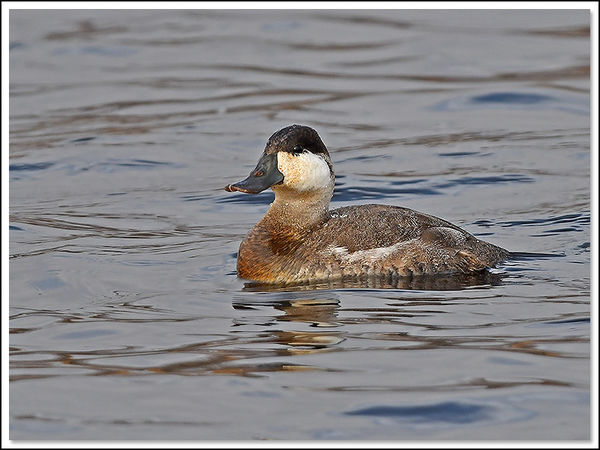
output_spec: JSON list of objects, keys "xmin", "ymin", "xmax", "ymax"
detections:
[{"xmin": 225, "ymin": 124, "xmax": 509, "ymax": 285}]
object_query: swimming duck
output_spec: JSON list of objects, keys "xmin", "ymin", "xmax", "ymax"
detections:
[{"xmin": 225, "ymin": 125, "xmax": 509, "ymax": 284}]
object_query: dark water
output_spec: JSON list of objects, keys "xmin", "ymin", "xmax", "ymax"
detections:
[{"xmin": 8, "ymin": 9, "xmax": 591, "ymax": 441}]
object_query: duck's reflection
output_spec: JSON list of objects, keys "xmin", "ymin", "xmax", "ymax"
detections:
[
  {"xmin": 271, "ymin": 298, "xmax": 344, "ymax": 353},
  {"xmin": 273, "ymin": 298, "xmax": 340, "ymax": 328},
  {"xmin": 234, "ymin": 271, "xmax": 504, "ymax": 354},
  {"xmin": 242, "ymin": 270, "xmax": 504, "ymax": 292},
  {"xmin": 232, "ymin": 296, "xmax": 344, "ymax": 354}
]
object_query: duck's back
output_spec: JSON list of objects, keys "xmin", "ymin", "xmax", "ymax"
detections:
[
  {"xmin": 309, "ymin": 204, "xmax": 508, "ymax": 278},
  {"xmin": 238, "ymin": 204, "xmax": 508, "ymax": 283},
  {"xmin": 323, "ymin": 204, "xmax": 464, "ymax": 251}
]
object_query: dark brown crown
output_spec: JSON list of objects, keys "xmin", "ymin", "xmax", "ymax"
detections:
[{"xmin": 264, "ymin": 125, "xmax": 329, "ymax": 156}]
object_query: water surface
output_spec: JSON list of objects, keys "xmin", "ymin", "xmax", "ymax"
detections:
[{"xmin": 9, "ymin": 9, "xmax": 591, "ymax": 441}]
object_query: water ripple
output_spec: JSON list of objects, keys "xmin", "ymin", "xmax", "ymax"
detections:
[
  {"xmin": 435, "ymin": 90, "xmax": 589, "ymax": 115},
  {"xmin": 499, "ymin": 212, "xmax": 590, "ymax": 228},
  {"xmin": 345, "ymin": 401, "xmax": 495, "ymax": 423}
]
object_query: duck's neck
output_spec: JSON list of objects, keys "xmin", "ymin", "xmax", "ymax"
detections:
[{"xmin": 261, "ymin": 185, "xmax": 333, "ymax": 232}]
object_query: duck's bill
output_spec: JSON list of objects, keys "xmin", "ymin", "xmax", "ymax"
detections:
[{"xmin": 225, "ymin": 153, "xmax": 284, "ymax": 194}]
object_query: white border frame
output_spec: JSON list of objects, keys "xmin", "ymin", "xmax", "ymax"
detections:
[{"xmin": 2, "ymin": 2, "xmax": 598, "ymax": 449}]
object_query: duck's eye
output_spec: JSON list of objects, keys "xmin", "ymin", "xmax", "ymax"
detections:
[{"xmin": 292, "ymin": 145, "xmax": 303, "ymax": 154}]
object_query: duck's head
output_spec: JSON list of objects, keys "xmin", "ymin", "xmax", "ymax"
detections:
[{"xmin": 225, "ymin": 125, "xmax": 334, "ymax": 197}]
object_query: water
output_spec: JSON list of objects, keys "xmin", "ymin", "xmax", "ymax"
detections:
[{"xmin": 8, "ymin": 9, "xmax": 592, "ymax": 441}]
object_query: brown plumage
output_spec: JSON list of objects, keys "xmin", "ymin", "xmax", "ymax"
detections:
[{"xmin": 226, "ymin": 125, "xmax": 509, "ymax": 285}]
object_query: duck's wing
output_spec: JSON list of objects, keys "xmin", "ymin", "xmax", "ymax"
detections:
[
  {"xmin": 321, "ymin": 204, "xmax": 508, "ymax": 270},
  {"xmin": 323, "ymin": 204, "xmax": 464, "ymax": 251}
]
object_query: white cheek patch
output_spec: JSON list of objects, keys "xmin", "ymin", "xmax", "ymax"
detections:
[{"xmin": 277, "ymin": 151, "xmax": 331, "ymax": 192}]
